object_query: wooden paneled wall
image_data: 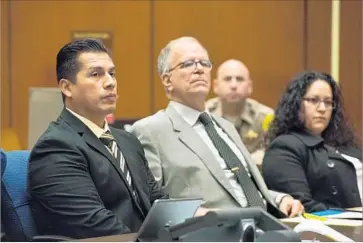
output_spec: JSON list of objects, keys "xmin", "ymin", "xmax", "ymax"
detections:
[
  {"xmin": 3, "ymin": 1, "xmax": 152, "ymax": 148},
  {"xmin": 340, "ymin": 0, "xmax": 362, "ymax": 144},
  {"xmin": 1, "ymin": 1, "xmax": 10, "ymax": 129},
  {"xmin": 1, "ymin": 0, "xmax": 362, "ymax": 148},
  {"xmin": 152, "ymin": 1, "xmax": 305, "ymax": 110},
  {"xmin": 305, "ymin": 0, "xmax": 331, "ymax": 72}
]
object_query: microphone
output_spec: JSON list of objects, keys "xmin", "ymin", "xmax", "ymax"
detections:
[{"xmin": 106, "ymin": 113, "xmax": 115, "ymax": 124}]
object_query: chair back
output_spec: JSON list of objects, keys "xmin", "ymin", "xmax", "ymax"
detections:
[
  {"xmin": 1, "ymin": 129, "xmax": 22, "ymax": 151},
  {"xmin": 1, "ymin": 150, "xmax": 6, "ymax": 240},
  {"xmin": 1, "ymin": 150, "xmax": 6, "ymax": 176},
  {"xmin": 1, "ymin": 150, "xmax": 38, "ymax": 241}
]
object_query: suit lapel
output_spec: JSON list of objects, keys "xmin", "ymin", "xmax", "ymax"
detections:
[
  {"xmin": 59, "ymin": 109, "xmax": 114, "ymax": 164},
  {"xmin": 60, "ymin": 108, "xmax": 145, "ymax": 216},
  {"xmin": 326, "ymin": 145, "xmax": 345, "ymax": 160},
  {"xmin": 165, "ymin": 104, "xmax": 240, "ymax": 203},
  {"xmin": 339, "ymin": 146, "xmax": 362, "ymax": 161},
  {"xmin": 325, "ymin": 144, "xmax": 359, "ymax": 167},
  {"xmin": 212, "ymin": 115, "xmax": 278, "ymax": 207},
  {"xmin": 110, "ymin": 128, "xmax": 145, "ymax": 217},
  {"xmin": 82, "ymin": 132, "xmax": 134, "ymax": 188},
  {"xmin": 291, "ymin": 131, "xmax": 362, "ymax": 165}
]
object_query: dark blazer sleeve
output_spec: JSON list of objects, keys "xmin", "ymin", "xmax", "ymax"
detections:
[
  {"xmin": 262, "ymin": 135, "xmax": 330, "ymax": 212},
  {"xmin": 28, "ymin": 137, "xmax": 131, "ymax": 239}
]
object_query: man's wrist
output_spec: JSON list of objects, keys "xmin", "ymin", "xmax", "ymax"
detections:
[{"xmin": 276, "ymin": 193, "xmax": 290, "ymax": 206}]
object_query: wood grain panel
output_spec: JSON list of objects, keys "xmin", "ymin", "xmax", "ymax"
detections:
[
  {"xmin": 340, "ymin": 0, "xmax": 362, "ymax": 145},
  {"xmin": 9, "ymin": 1, "xmax": 151, "ymax": 148},
  {"xmin": 1, "ymin": 0, "xmax": 9, "ymax": 129},
  {"xmin": 305, "ymin": 0, "xmax": 331, "ymax": 72},
  {"xmin": 152, "ymin": 0, "xmax": 305, "ymax": 111}
]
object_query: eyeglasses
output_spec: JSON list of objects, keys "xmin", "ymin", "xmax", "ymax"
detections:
[
  {"xmin": 303, "ymin": 97, "xmax": 336, "ymax": 109},
  {"xmin": 168, "ymin": 59, "xmax": 212, "ymax": 73}
]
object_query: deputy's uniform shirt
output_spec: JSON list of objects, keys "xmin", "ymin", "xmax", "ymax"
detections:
[{"xmin": 206, "ymin": 97, "xmax": 274, "ymax": 166}]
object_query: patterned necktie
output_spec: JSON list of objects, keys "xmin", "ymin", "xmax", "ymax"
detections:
[
  {"xmin": 100, "ymin": 131, "xmax": 135, "ymax": 193},
  {"xmin": 199, "ymin": 112, "xmax": 266, "ymax": 208}
]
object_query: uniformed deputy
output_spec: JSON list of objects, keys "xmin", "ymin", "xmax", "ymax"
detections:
[{"xmin": 206, "ymin": 59, "xmax": 273, "ymax": 167}]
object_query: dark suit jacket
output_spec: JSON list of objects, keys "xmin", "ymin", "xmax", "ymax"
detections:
[
  {"xmin": 28, "ymin": 108, "xmax": 167, "ymax": 239},
  {"xmin": 262, "ymin": 131, "xmax": 362, "ymax": 213}
]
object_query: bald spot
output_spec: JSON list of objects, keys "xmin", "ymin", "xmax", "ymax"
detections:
[
  {"xmin": 216, "ymin": 59, "xmax": 250, "ymax": 81},
  {"xmin": 169, "ymin": 37, "xmax": 209, "ymax": 62}
]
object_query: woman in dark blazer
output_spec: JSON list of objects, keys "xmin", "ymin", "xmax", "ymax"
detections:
[{"xmin": 262, "ymin": 71, "xmax": 362, "ymax": 213}]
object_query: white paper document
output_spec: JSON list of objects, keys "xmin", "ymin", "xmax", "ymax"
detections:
[
  {"xmin": 324, "ymin": 211, "xmax": 362, "ymax": 219},
  {"xmin": 293, "ymin": 220, "xmax": 354, "ymax": 242}
]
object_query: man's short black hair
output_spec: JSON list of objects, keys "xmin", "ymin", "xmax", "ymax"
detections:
[
  {"xmin": 56, "ymin": 38, "xmax": 109, "ymax": 101},
  {"xmin": 56, "ymin": 38, "xmax": 109, "ymax": 83}
]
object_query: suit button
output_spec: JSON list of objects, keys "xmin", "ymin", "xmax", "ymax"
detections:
[
  {"xmin": 327, "ymin": 160, "xmax": 335, "ymax": 168},
  {"xmin": 332, "ymin": 186, "xmax": 338, "ymax": 195}
]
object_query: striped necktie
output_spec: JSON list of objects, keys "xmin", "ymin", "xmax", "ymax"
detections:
[
  {"xmin": 99, "ymin": 131, "xmax": 134, "ymax": 192},
  {"xmin": 199, "ymin": 112, "xmax": 266, "ymax": 209}
]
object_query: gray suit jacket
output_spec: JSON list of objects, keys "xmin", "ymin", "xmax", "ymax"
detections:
[{"xmin": 131, "ymin": 103, "xmax": 285, "ymax": 216}]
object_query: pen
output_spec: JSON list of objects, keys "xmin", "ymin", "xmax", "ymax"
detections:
[{"xmin": 302, "ymin": 213, "xmax": 327, "ymax": 221}]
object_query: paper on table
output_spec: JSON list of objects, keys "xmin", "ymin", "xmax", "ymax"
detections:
[
  {"xmin": 281, "ymin": 216, "xmax": 362, "ymax": 227},
  {"xmin": 346, "ymin": 207, "xmax": 362, "ymax": 212},
  {"xmin": 324, "ymin": 211, "xmax": 362, "ymax": 219},
  {"xmin": 293, "ymin": 220, "xmax": 354, "ymax": 242}
]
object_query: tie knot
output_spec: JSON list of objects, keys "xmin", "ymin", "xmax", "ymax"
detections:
[
  {"xmin": 199, "ymin": 112, "xmax": 213, "ymax": 126},
  {"xmin": 100, "ymin": 131, "xmax": 115, "ymax": 148}
]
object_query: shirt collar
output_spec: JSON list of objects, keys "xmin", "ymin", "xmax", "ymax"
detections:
[
  {"xmin": 240, "ymin": 100, "xmax": 254, "ymax": 125},
  {"xmin": 290, "ymin": 130, "xmax": 324, "ymax": 147},
  {"xmin": 210, "ymin": 97, "xmax": 254, "ymax": 125},
  {"xmin": 169, "ymin": 101, "xmax": 208, "ymax": 126},
  {"xmin": 66, "ymin": 108, "xmax": 109, "ymax": 138}
]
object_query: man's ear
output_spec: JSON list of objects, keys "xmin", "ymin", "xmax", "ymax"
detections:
[
  {"xmin": 59, "ymin": 78, "xmax": 73, "ymax": 99},
  {"xmin": 247, "ymin": 79, "xmax": 253, "ymax": 96},
  {"xmin": 162, "ymin": 73, "xmax": 173, "ymax": 92}
]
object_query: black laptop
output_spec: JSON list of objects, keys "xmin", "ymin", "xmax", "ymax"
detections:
[{"xmin": 136, "ymin": 198, "xmax": 203, "ymax": 242}]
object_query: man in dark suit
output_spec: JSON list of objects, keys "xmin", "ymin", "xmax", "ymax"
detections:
[{"xmin": 28, "ymin": 39, "xmax": 168, "ymax": 239}]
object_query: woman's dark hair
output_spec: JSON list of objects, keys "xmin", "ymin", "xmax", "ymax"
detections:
[{"xmin": 267, "ymin": 71, "xmax": 357, "ymax": 148}]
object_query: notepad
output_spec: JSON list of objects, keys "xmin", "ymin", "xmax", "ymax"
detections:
[{"xmin": 312, "ymin": 209, "xmax": 362, "ymax": 220}]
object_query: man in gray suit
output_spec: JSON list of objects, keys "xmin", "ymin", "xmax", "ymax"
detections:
[{"xmin": 131, "ymin": 36, "xmax": 304, "ymax": 218}]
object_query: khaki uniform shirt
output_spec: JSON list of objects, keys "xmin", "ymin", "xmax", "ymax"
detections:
[{"xmin": 206, "ymin": 97, "xmax": 274, "ymax": 166}]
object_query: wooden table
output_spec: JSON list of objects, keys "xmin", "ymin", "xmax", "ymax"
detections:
[
  {"xmin": 282, "ymin": 218, "xmax": 362, "ymax": 241},
  {"xmin": 76, "ymin": 225, "xmax": 362, "ymax": 242},
  {"xmin": 77, "ymin": 209, "xmax": 363, "ymax": 242},
  {"xmin": 77, "ymin": 233, "xmax": 136, "ymax": 242},
  {"xmin": 300, "ymin": 225, "xmax": 362, "ymax": 242}
]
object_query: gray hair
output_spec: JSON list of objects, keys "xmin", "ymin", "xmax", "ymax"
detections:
[
  {"xmin": 157, "ymin": 36, "xmax": 207, "ymax": 76},
  {"xmin": 157, "ymin": 43, "xmax": 173, "ymax": 76}
]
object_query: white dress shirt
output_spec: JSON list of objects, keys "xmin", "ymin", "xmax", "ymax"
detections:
[
  {"xmin": 66, "ymin": 108, "xmax": 111, "ymax": 152},
  {"xmin": 169, "ymin": 101, "xmax": 264, "ymax": 207},
  {"xmin": 340, "ymin": 153, "xmax": 363, "ymax": 201}
]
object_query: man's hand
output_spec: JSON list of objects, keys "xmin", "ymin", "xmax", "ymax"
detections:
[
  {"xmin": 194, "ymin": 207, "xmax": 219, "ymax": 217},
  {"xmin": 279, "ymin": 196, "xmax": 304, "ymax": 218}
]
